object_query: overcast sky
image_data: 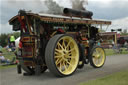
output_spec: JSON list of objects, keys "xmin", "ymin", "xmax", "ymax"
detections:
[{"xmin": 0, "ymin": 0, "xmax": 128, "ymax": 34}]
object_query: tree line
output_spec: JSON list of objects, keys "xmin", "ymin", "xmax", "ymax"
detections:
[{"xmin": 0, "ymin": 32, "xmax": 20, "ymax": 47}]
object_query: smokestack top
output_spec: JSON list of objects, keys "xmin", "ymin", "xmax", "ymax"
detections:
[{"xmin": 63, "ymin": 8, "xmax": 93, "ymax": 19}]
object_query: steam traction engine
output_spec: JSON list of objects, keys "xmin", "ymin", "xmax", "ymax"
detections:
[{"xmin": 9, "ymin": 8, "xmax": 111, "ymax": 77}]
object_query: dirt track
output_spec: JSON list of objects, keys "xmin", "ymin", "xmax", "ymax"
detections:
[{"xmin": 0, "ymin": 54, "xmax": 128, "ymax": 85}]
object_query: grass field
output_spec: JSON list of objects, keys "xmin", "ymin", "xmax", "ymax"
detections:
[
  {"xmin": 105, "ymin": 48, "xmax": 128, "ymax": 56},
  {"xmin": 0, "ymin": 48, "xmax": 16, "ymax": 69},
  {"xmin": 1, "ymin": 48, "xmax": 16, "ymax": 60},
  {"xmin": 0, "ymin": 65, "xmax": 16, "ymax": 69},
  {"xmin": 80, "ymin": 69, "xmax": 128, "ymax": 85}
]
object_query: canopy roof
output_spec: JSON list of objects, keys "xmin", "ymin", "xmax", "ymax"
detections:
[{"xmin": 9, "ymin": 12, "xmax": 111, "ymax": 25}]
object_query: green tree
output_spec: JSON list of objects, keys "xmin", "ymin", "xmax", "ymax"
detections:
[
  {"xmin": 0, "ymin": 34, "xmax": 8, "ymax": 47},
  {"xmin": 0, "ymin": 32, "xmax": 20, "ymax": 47},
  {"xmin": 13, "ymin": 32, "xmax": 20, "ymax": 39}
]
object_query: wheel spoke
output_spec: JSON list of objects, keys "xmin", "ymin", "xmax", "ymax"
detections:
[
  {"xmin": 66, "ymin": 54, "xmax": 75, "ymax": 59},
  {"xmin": 67, "ymin": 52, "xmax": 72, "ymax": 56},
  {"xmin": 63, "ymin": 61, "xmax": 68, "ymax": 71},
  {"xmin": 68, "ymin": 47, "xmax": 75, "ymax": 52},
  {"xmin": 93, "ymin": 57, "xmax": 97, "ymax": 64},
  {"xmin": 55, "ymin": 52, "xmax": 58, "ymax": 55},
  {"xmin": 57, "ymin": 44, "xmax": 61, "ymax": 50},
  {"xmin": 59, "ymin": 62, "xmax": 62, "ymax": 72},
  {"xmin": 98, "ymin": 58, "xmax": 100, "ymax": 64},
  {"xmin": 62, "ymin": 39, "xmax": 66, "ymax": 49},
  {"xmin": 55, "ymin": 58, "xmax": 60, "ymax": 65},
  {"xmin": 99, "ymin": 53, "xmax": 103, "ymax": 58},
  {"xmin": 92, "ymin": 51, "xmax": 97, "ymax": 56},
  {"xmin": 65, "ymin": 59, "xmax": 72, "ymax": 67},
  {"xmin": 56, "ymin": 58, "xmax": 62, "ymax": 65},
  {"xmin": 96, "ymin": 59, "xmax": 98, "ymax": 64},
  {"xmin": 68, "ymin": 56, "xmax": 75, "ymax": 59},
  {"xmin": 55, "ymin": 48, "xmax": 62, "ymax": 53},
  {"xmin": 96, "ymin": 50, "xmax": 99, "ymax": 54},
  {"xmin": 99, "ymin": 57, "xmax": 102, "ymax": 64},
  {"xmin": 55, "ymin": 51, "xmax": 61, "ymax": 56},
  {"xmin": 100, "ymin": 51, "xmax": 104, "ymax": 56},
  {"xmin": 93, "ymin": 53, "xmax": 98, "ymax": 58},
  {"xmin": 57, "ymin": 42, "xmax": 64, "ymax": 50},
  {"xmin": 55, "ymin": 55, "xmax": 62, "ymax": 58},
  {"xmin": 66, "ymin": 40, "xmax": 71, "ymax": 49}
]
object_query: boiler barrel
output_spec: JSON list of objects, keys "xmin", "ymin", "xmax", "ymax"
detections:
[{"xmin": 63, "ymin": 8, "xmax": 93, "ymax": 19}]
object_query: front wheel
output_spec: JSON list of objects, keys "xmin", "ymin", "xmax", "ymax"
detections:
[
  {"xmin": 90, "ymin": 46, "xmax": 106, "ymax": 68},
  {"xmin": 45, "ymin": 34, "xmax": 79, "ymax": 77}
]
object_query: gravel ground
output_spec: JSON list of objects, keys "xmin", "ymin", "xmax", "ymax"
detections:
[{"xmin": 0, "ymin": 54, "xmax": 128, "ymax": 85}]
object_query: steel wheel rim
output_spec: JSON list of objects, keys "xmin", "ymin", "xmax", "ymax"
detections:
[
  {"xmin": 54, "ymin": 36, "xmax": 79, "ymax": 75},
  {"xmin": 92, "ymin": 48, "xmax": 105, "ymax": 67}
]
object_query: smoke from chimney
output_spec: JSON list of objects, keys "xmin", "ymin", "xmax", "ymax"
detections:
[
  {"xmin": 44, "ymin": 0, "xmax": 63, "ymax": 14},
  {"xmin": 44, "ymin": 0, "xmax": 88, "ymax": 14},
  {"xmin": 70, "ymin": 0, "xmax": 88, "ymax": 11},
  {"xmin": 6, "ymin": 0, "xmax": 88, "ymax": 14}
]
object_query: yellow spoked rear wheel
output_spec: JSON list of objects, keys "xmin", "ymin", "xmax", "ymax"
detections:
[
  {"xmin": 90, "ymin": 46, "xmax": 106, "ymax": 68},
  {"xmin": 45, "ymin": 34, "xmax": 79, "ymax": 77}
]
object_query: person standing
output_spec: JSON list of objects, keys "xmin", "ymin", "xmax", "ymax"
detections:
[
  {"xmin": 8, "ymin": 35, "xmax": 11, "ymax": 48},
  {"xmin": 10, "ymin": 35, "xmax": 16, "ymax": 51},
  {"xmin": 124, "ymin": 41, "xmax": 128, "ymax": 51},
  {"xmin": 97, "ymin": 41, "xmax": 101, "ymax": 46},
  {"xmin": 0, "ymin": 44, "xmax": 2, "ymax": 51}
]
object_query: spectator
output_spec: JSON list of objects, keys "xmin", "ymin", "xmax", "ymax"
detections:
[
  {"xmin": 124, "ymin": 41, "xmax": 128, "ymax": 46},
  {"xmin": 10, "ymin": 35, "xmax": 16, "ymax": 51},
  {"xmin": 8, "ymin": 35, "xmax": 11, "ymax": 48},
  {"xmin": 97, "ymin": 41, "xmax": 101, "ymax": 46},
  {"xmin": 119, "ymin": 37, "xmax": 125, "ymax": 47},
  {"xmin": 124, "ymin": 41, "xmax": 128, "ymax": 51},
  {"xmin": 0, "ymin": 44, "xmax": 2, "ymax": 51},
  {"xmin": 5, "ymin": 45, "xmax": 11, "ymax": 52},
  {"xmin": 112, "ymin": 40, "xmax": 114, "ymax": 46},
  {"xmin": 0, "ymin": 51, "xmax": 10, "ymax": 64},
  {"xmin": 0, "ymin": 51, "xmax": 15, "ymax": 64}
]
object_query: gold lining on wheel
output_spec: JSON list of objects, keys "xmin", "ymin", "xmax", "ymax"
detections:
[
  {"xmin": 92, "ymin": 48, "xmax": 105, "ymax": 67},
  {"xmin": 54, "ymin": 36, "xmax": 79, "ymax": 75}
]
